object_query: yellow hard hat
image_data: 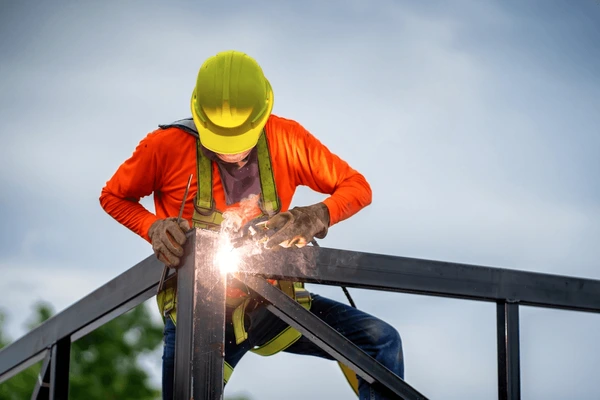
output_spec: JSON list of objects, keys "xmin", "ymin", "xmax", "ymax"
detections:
[{"xmin": 191, "ymin": 50, "xmax": 274, "ymax": 155}]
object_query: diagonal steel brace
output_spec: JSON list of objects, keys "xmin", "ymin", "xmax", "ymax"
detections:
[{"xmin": 233, "ymin": 273, "xmax": 429, "ymax": 400}]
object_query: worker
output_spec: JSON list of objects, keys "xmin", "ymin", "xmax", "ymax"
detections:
[{"xmin": 99, "ymin": 50, "xmax": 403, "ymax": 400}]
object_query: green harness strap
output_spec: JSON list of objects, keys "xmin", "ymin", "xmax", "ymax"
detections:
[
  {"xmin": 155, "ymin": 120, "xmax": 358, "ymax": 394},
  {"xmin": 156, "ymin": 120, "xmax": 308, "ymax": 344},
  {"xmin": 157, "ymin": 126, "xmax": 284, "ymax": 322},
  {"xmin": 190, "ymin": 131, "xmax": 314, "ymax": 355},
  {"xmin": 191, "ymin": 131, "xmax": 279, "ymax": 230}
]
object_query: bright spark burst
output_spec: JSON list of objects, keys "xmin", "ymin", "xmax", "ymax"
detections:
[{"xmin": 214, "ymin": 236, "xmax": 242, "ymax": 274}]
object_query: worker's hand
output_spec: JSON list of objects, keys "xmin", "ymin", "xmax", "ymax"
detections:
[
  {"xmin": 148, "ymin": 217, "xmax": 191, "ymax": 268},
  {"xmin": 265, "ymin": 203, "xmax": 330, "ymax": 249}
]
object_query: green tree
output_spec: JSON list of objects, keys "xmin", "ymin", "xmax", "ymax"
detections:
[
  {"xmin": 68, "ymin": 302, "xmax": 163, "ymax": 400},
  {"xmin": 0, "ymin": 302, "xmax": 253, "ymax": 400},
  {"xmin": 0, "ymin": 301, "xmax": 163, "ymax": 400},
  {"xmin": 0, "ymin": 303, "xmax": 58, "ymax": 400}
]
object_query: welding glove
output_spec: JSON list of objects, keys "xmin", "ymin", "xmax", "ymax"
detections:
[
  {"xmin": 265, "ymin": 203, "xmax": 330, "ymax": 249},
  {"xmin": 148, "ymin": 217, "xmax": 191, "ymax": 268}
]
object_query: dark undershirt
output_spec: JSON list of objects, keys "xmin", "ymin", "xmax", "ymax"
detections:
[{"xmin": 201, "ymin": 146, "xmax": 261, "ymax": 205}]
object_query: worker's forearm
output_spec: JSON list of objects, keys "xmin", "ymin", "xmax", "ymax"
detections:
[
  {"xmin": 323, "ymin": 173, "xmax": 372, "ymax": 226},
  {"xmin": 99, "ymin": 191, "xmax": 158, "ymax": 242}
]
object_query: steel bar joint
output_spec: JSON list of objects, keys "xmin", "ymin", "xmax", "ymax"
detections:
[
  {"xmin": 173, "ymin": 229, "xmax": 227, "ymax": 400},
  {"xmin": 497, "ymin": 301, "xmax": 521, "ymax": 400},
  {"xmin": 235, "ymin": 272, "xmax": 428, "ymax": 400}
]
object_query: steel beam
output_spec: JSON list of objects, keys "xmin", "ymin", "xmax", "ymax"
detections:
[
  {"xmin": 70, "ymin": 285, "xmax": 157, "ymax": 342},
  {"xmin": 49, "ymin": 337, "xmax": 70, "ymax": 400},
  {"xmin": 173, "ymin": 229, "xmax": 227, "ymax": 400},
  {"xmin": 173, "ymin": 240, "xmax": 193, "ymax": 400},
  {"xmin": 30, "ymin": 351, "xmax": 51, "ymax": 400},
  {"xmin": 497, "ymin": 302, "xmax": 521, "ymax": 400},
  {"xmin": 1, "ymin": 231, "xmax": 600, "ymax": 399},
  {"xmin": 238, "ymin": 246, "xmax": 600, "ymax": 313},
  {"xmin": 236, "ymin": 273, "xmax": 428, "ymax": 400},
  {"xmin": 0, "ymin": 253, "xmax": 165, "ymax": 382}
]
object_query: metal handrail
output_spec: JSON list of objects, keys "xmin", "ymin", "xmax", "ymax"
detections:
[{"xmin": 0, "ymin": 254, "xmax": 165, "ymax": 383}]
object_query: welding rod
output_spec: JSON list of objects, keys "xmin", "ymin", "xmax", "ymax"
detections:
[{"xmin": 157, "ymin": 173, "xmax": 193, "ymax": 294}]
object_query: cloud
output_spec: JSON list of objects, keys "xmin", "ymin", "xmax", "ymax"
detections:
[{"xmin": 1, "ymin": 0, "xmax": 599, "ymax": 399}]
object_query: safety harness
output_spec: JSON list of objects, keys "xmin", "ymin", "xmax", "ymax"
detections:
[{"xmin": 155, "ymin": 119, "xmax": 359, "ymax": 395}]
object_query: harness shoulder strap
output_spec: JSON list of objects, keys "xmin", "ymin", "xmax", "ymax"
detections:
[
  {"xmin": 156, "ymin": 118, "xmax": 357, "ymax": 395},
  {"xmin": 157, "ymin": 118, "xmax": 219, "ymax": 229},
  {"xmin": 256, "ymin": 133, "xmax": 280, "ymax": 216},
  {"xmin": 158, "ymin": 118, "xmax": 198, "ymax": 137},
  {"xmin": 159, "ymin": 117, "xmax": 280, "ymax": 224}
]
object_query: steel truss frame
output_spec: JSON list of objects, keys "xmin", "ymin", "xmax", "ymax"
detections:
[{"xmin": 1, "ymin": 229, "xmax": 599, "ymax": 399}]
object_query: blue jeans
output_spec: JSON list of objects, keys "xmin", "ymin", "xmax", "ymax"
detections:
[{"xmin": 162, "ymin": 293, "xmax": 404, "ymax": 399}]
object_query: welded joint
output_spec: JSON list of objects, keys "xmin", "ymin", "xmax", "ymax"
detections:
[{"xmin": 37, "ymin": 374, "xmax": 50, "ymax": 387}]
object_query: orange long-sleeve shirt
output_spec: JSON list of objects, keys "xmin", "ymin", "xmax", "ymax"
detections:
[{"xmin": 100, "ymin": 115, "xmax": 372, "ymax": 242}]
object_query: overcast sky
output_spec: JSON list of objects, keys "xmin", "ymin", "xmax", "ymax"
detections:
[{"xmin": 1, "ymin": 0, "xmax": 599, "ymax": 399}]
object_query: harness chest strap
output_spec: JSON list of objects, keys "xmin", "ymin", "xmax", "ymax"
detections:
[
  {"xmin": 154, "ymin": 119, "xmax": 359, "ymax": 395},
  {"xmin": 232, "ymin": 281, "xmax": 311, "ymax": 350},
  {"xmin": 156, "ymin": 274, "xmax": 357, "ymax": 392},
  {"xmin": 155, "ymin": 119, "xmax": 304, "ymax": 343}
]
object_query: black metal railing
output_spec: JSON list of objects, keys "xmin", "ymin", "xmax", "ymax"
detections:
[{"xmin": 1, "ymin": 228, "xmax": 599, "ymax": 399}]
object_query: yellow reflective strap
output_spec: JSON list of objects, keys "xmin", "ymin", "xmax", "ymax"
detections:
[
  {"xmin": 192, "ymin": 130, "xmax": 277, "ymax": 228},
  {"xmin": 192, "ymin": 135, "xmax": 225, "ymax": 230},
  {"xmin": 224, "ymin": 361, "xmax": 234, "ymax": 384},
  {"xmin": 278, "ymin": 281, "xmax": 295, "ymax": 299},
  {"xmin": 192, "ymin": 213, "xmax": 224, "ymax": 230},
  {"xmin": 226, "ymin": 295, "xmax": 247, "ymax": 309},
  {"xmin": 157, "ymin": 286, "xmax": 177, "ymax": 323},
  {"xmin": 163, "ymin": 287, "xmax": 175, "ymax": 315},
  {"xmin": 232, "ymin": 298, "xmax": 251, "ymax": 345},
  {"xmin": 195, "ymin": 139, "xmax": 213, "ymax": 210},
  {"xmin": 250, "ymin": 291, "xmax": 311, "ymax": 357},
  {"xmin": 294, "ymin": 286, "xmax": 311, "ymax": 308},
  {"xmin": 256, "ymin": 133, "xmax": 280, "ymax": 215},
  {"xmin": 250, "ymin": 325, "xmax": 303, "ymax": 357},
  {"xmin": 156, "ymin": 293, "xmax": 165, "ymax": 322},
  {"xmin": 339, "ymin": 363, "xmax": 360, "ymax": 396}
]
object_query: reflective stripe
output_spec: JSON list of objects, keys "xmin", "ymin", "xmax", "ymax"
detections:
[
  {"xmin": 224, "ymin": 361, "xmax": 234, "ymax": 384},
  {"xmin": 156, "ymin": 276, "xmax": 177, "ymax": 324},
  {"xmin": 250, "ymin": 285, "xmax": 312, "ymax": 356},
  {"xmin": 156, "ymin": 119, "xmax": 357, "ymax": 395},
  {"xmin": 339, "ymin": 363, "xmax": 360, "ymax": 396},
  {"xmin": 195, "ymin": 139, "xmax": 213, "ymax": 211},
  {"xmin": 156, "ymin": 119, "xmax": 313, "ymax": 358},
  {"xmin": 232, "ymin": 298, "xmax": 251, "ymax": 345},
  {"xmin": 255, "ymin": 133, "xmax": 279, "ymax": 216},
  {"xmin": 157, "ymin": 121, "xmax": 284, "ymax": 322},
  {"xmin": 278, "ymin": 281, "xmax": 295, "ymax": 299},
  {"xmin": 250, "ymin": 324, "xmax": 303, "ymax": 357},
  {"xmin": 192, "ymin": 130, "xmax": 280, "ymax": 225},
  {"xmin": 249, "ymin": 307, "xmax": 310, "ymax": 356}
]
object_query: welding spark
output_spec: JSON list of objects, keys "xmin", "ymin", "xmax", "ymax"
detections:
[{"xmin": 214, "ymin": 237, "xmax": 242, "ymax": 274}]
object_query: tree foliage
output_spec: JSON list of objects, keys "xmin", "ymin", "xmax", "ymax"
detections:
[
  {"xmin": 0, "ymin": 301, "xmax": 253, "ymax": 400},
  {"xmin": 0, "ymin": 301, "xmax": 162, "ymax": 400}
]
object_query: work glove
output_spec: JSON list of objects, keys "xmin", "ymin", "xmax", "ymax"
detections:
[
  {"xmin": 148, "ymin": 217, "xmax": 191, "ymax": 268},
  {"xmin": 265, "ymin": 203, "xmax": 330, "ymax": 249}
]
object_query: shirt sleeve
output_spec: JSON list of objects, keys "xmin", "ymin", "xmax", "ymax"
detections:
[
  {"xmin": 290, "ymin": 123, "xmax": 372, "ymax": 226},
  {"xmin": 99, "ymin": 132, "xmax": 161, "ymax": 242}
]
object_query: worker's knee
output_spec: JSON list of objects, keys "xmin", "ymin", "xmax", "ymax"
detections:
[
  {"xmin": 371, "ymin": 320, "xmax": 402, "ymax": 351},
  {"xmin": 362, "ymin": 318, "xmax": 404, "ymax": 377}
]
